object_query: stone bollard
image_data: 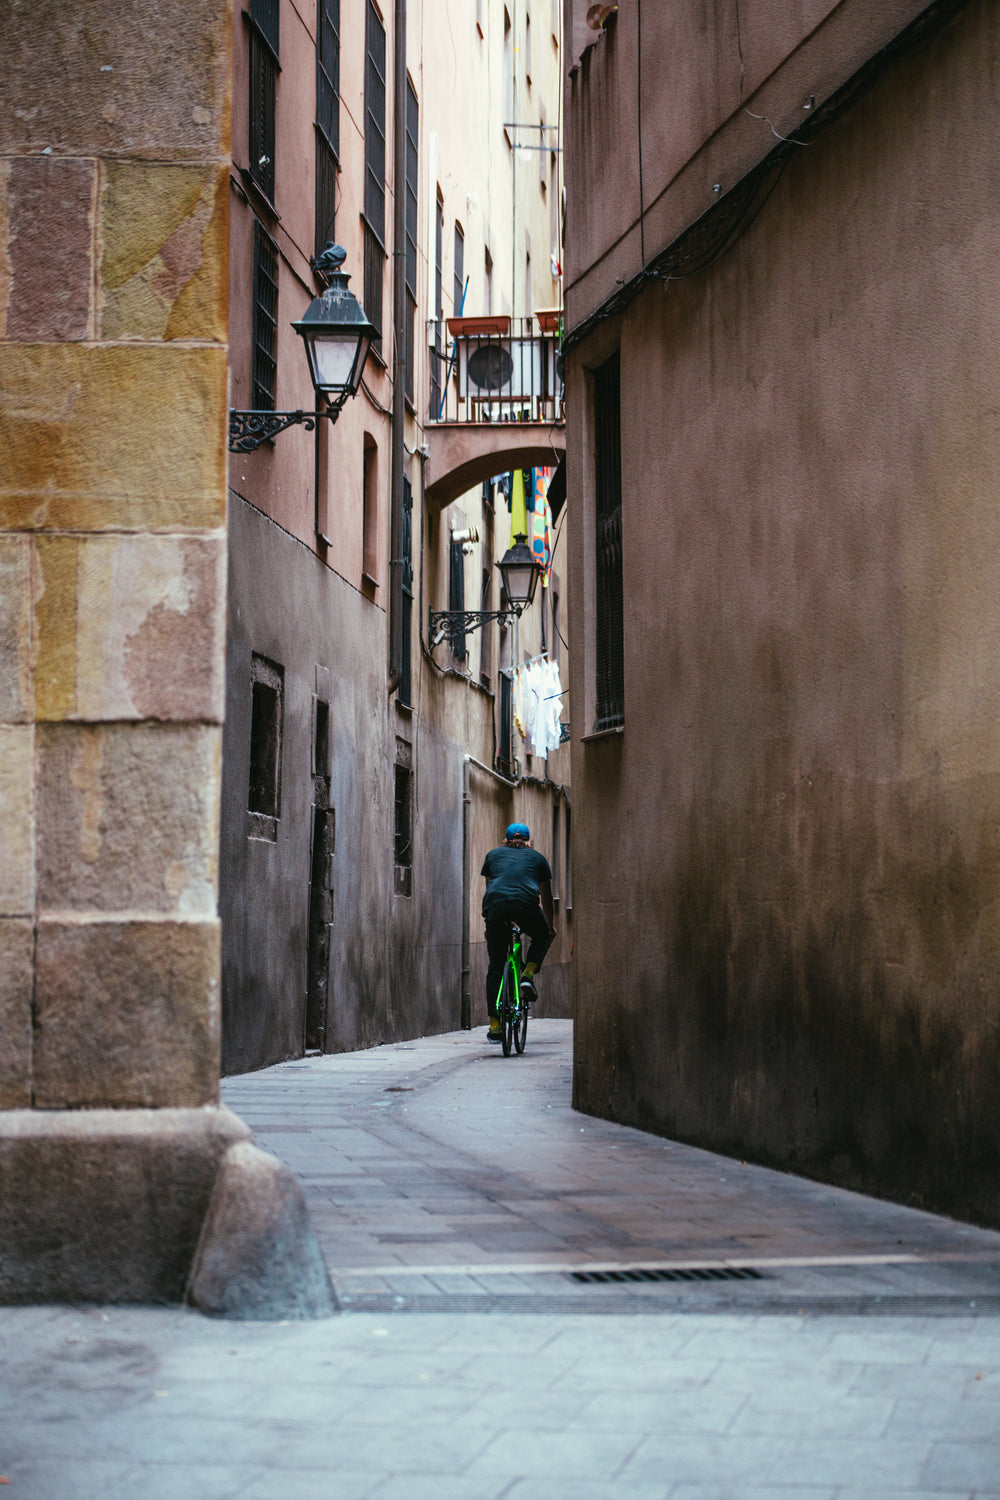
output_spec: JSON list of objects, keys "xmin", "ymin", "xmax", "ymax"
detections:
[{"xmin": 187, "ymin": 1142, "xmax": 337, "ymax": 1320}]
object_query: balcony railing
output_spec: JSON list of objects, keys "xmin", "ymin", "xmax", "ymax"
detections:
[{"xmin": 427, "ymin": 313, "xmax": 564, "ymax": 425}]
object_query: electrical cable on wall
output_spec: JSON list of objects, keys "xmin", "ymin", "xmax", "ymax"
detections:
[{"xmin": 565, "ymin": 0, "xmax": 970, "ymax": 356}]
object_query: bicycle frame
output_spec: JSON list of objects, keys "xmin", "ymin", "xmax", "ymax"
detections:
[{"xmin": 496, "ymin": 923, "xmax": 528, "ymax": 1056}]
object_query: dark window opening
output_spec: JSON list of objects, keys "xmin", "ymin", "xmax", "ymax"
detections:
[
  {"xmin": 404, "ymin": 79, "xmax": 418, "ymax": 404},
  {"xmin": 248, "ymin": 0, "xmax": 279, "ymax": 203},
  {"xmin": 399, "ymin": 476, "xmax": 413, "ymax": 706},
  {"xmin": 364, "ymin": 1, "xmax": 387, "ymax": 345},
  {"xmin": 248, "ymin": 654, "xmax": 283, "ymax": 838},
  {"xmin": 315, "ymin": 0, "xmax": 340, "ymax": 255},
  {"xmin": 313, "ymin": 697, "xmax": 330, "ymax": 778},
  {"xmin": 551, "ymin": 798, "xmax": 561, "ymax": 904},
  {"xmin": 480, "ymin": 564, "xmax": 493, "ymax": 686},
  {"xmin": 364, "ymin": 223, "xmax": 384, "ymax": 349},
  {"xmin": 449, "ymin": 537, "xmax": 466, "ymax": 662},
  {"xmin": 364, "ymin": 1, "xmax": 386, "ymax": 241},
  {"xmin": 499, "ymin": 671, "xmax": 514, "ymax": 774},
  {"xmin": 594, "ymin": 351, "xmax": 624, "ymax": 729},
  {"xmin": 363, "ymin": 433, "xmax": 379, "ymax": 584},
  {"xmin": 252, "ymin": 221, "xmax": 278, "ymax": 411},
  {"xmin": 394, "ymin": 744, "xmax": 413, "ymax": 898},
  {"xmin": 429, "ymin": 189, "xmax": 444, "ymax": 419}
]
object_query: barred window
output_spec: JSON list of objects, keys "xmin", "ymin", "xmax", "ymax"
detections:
[
  {"xmin": 404, "ymin": 78, "xmax": 418, "ymax": 404},
  {"xmin": 429, "ymin": 189, "xmax": 444, "ymax": 419},
  {"xmin": 594, "ymin": 352, "xmax": 624, "ymax": 729},
  {"xmin": 249, "ymin": 0, "xmax": 279, "ymax": 203},
  {"xmin": 499, "ymin": 672, "xmax": 514, "ymax": 773},
  {"xmin": 449, "ymin": 538, "xmax": 466, "ymax": 662},
  {"xmin": 364, "ymin": 1, "xmax": 387, "ymax": 343},
  {"xmin": 252, "ymin": 221, "xmax": 278, "ymax": 412},
  {"xmin": 315, "ymin": 0, "xmax": 340, "ymax": 256},
  {"xmin": 399, "ymin": 477, "xmax": 413, "ymax": 707}
]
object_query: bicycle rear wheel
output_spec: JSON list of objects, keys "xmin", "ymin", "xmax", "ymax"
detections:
[
  {"xmin": 500, "ymin": 963, "xmax": 515, "ymax": 1056},
  {"xmin": 513, "ymin": 981, "xmax": 528, "ymax": 1053}
]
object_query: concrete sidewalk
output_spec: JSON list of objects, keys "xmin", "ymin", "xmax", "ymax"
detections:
[{"xmin": 2, "ymin": 1020, "xmax": 1000, "ymax": 1499}]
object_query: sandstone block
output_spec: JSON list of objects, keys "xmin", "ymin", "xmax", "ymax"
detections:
[
  {"xmin": 34, "ymin": 534, "xmax": 225, "ymax": 722},
  {"xmin": 187, "ymin": 1143, "xmax": 337, "ymax": 1321},
  {"xmin": 0, "ymin": 344, "xmax": 227, "ymax": 533},
  {"xmin": 36, "ymin": 722, "xmax": 220, "ymax": 914},
  {"xmin": 3, "ymin": 157, "xmax": 95, "ymax": 342},
  {"xmin": 0, "ymin": 919, "xmax": 33, "ymax": 1108},
  {"xmin": 0, "ymin": 1107, "xmax": 251, "ymax": 1304},
  {"xmin": 0, "ymin": 1, "xmax": 229, "ymax": 162},
  {"xmin": 34, "ymin": 917, "xmax": 220, "ymax": 1108},
  {"xmin": 100, "ymin": 163, "xmax": 227, "ymax": 343},
  {"xmin": 0, "ymin": 536, "xmax": 32, "ymax": 720},
  {"xmin": 0, "ymin": 725, "xmax": 34, "ymax": 916}
]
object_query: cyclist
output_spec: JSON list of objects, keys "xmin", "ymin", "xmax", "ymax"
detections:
[{"xmin": 481, "ymin": 822, "xmax": 556, "ymax": 1043}]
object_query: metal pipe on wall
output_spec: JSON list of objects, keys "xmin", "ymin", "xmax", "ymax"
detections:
[{"xmin": 461, "ymin": 756, "xmax": 472, "ymax": 1029}]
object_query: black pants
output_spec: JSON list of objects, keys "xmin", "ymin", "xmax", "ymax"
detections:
[{"xmin": 484, "ymin": 902, "xmax": 553, "ymax": 1018}]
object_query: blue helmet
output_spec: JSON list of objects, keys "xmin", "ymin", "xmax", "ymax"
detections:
[{"xmin": 505, "ymin": 822, "xmax": 530, "ymax": 840}]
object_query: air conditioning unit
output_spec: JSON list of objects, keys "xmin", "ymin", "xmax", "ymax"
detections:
[{"xmin": 458, "ymin": 337, "xmax": 544, "ymax": 404}]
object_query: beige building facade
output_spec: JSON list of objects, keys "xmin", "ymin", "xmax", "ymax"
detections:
[
  {"xmin": 222, "ymin": 0, "xmax": 571, "ymax": 1073},
  {"xmin": 564, "ymin": 0, "xmax": 1000, "ymax": 1225}
]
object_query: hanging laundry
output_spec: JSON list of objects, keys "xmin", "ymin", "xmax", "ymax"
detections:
[
  {"xmin": 530, "ymin": 467, "xmax": 551, "ymax": 583},
  {"xmin": 509, "ymin": 468, "xmax": 528, "ymax": 543},
  {"xmin": 512, "ymin": 664, "xmax": 526, "ymax": 741}
]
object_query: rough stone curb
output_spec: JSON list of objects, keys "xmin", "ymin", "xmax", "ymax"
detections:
[{"xmin": 186, "ymin": 1141, "xmax": 337, "ymax": 1320}]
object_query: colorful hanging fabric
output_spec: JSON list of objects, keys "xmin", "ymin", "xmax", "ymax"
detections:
[
  {"xmin": 529, "ymin": 467, "xmax": 551, "ymax": 584},
  {"xmin": 509, "ymin": 467, "xmax": 528, "ymax": 543}
]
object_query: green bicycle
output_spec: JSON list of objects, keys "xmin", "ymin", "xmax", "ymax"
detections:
[{"xmin": 497, "ymin": 921, "xmax": 530, "ymax": 1056}]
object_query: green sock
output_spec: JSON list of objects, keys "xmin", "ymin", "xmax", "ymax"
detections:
[{"xmin": 523, "ymin": 962, "xmax": 537, "ymax": 978}]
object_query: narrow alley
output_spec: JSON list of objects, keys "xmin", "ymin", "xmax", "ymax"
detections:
[{"xmin": 3, "ymin": 1023, "xmax": 1000, "ymax": 1498}]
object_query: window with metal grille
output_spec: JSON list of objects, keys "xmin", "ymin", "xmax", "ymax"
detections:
[
  {"xmin": 429, "ymin": 189, "xmax": 444, "ymax": 419},
  {"xmin": 248, "ymin": 0, "xmax": 279, "ymax": 203},
  {"xmin": 404, "ymin": 78, "xmax": 418, "ymax": 405},
  {"xmin": 394, "ymin": 764, "xmax": 412, "ymax": 866},
  {"xmin": 364, "ymin": 1, "xmax": 386, "ymax": 343},
  {"xmin": 449, "ymin": 538, "xmax": 466, "ymax": 662},
  {"xmin": 594, "ymin": 351, "xmax": 624, "ymax": 729},
  {"xmin": 499, "ymin": 671, "xmax": 514, "ymax": 773},
  {"xmin": 248, "ymin": 653, "xmax": 283, "ymax": 841},
  {"xmin": 252, "ymin": 220, "xmax": 278, "ymax": 411},
  {"xmin": 315, "ymin": 0, "xmax": 340, "ymax": 256},
  {"xmin": 399, "ymin": 476, "xmax": 413, "ymax": 706}
]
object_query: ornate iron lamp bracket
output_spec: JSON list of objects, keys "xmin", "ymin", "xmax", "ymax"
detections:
[
  {"xmin": 228, "ymin": 393, "xmax": 351, "ymax": 454},
  {"xmin": 428, "ymin": 606, "xmax": 522, "ymax": 649}
]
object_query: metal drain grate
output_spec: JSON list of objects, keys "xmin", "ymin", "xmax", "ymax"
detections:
[{"xmin": 568, "ymin": 1266, "xmax": 767, "ymax": 1286}]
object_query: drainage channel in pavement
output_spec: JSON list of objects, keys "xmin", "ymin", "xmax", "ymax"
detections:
[{"xmin": 330, "ymin": 1252, "xmax": 1000, "ymax": 1316}]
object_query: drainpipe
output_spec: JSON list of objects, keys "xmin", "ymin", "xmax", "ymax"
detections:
[
  {"xmin": 388, "ymin": 0, "xmax": 407, "ymax": 692},
  {"xmin": 461, "ymin": 756, "xmax": 471, "ymax": 1029}
]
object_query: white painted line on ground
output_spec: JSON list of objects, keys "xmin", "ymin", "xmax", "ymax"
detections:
[{"xmin": 327, "ymin": 1249, "xmax": 1000, "ymax": 1278}]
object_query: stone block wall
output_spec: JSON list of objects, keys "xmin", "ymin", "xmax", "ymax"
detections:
[{"xmin": 0, "ymin": 0, "xmax": 238, "ymax": 1302}]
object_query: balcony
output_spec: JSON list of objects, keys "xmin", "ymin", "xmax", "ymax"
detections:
[{"xmin": 424, "ymin": 313, "xmax": 566, "ymax": 509}]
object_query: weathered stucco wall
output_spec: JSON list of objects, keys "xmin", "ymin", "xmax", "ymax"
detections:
[
  {"xmin": 568, "ymin": 0, "xmax": 1000, "ymax": 1223},
  {"xmin": 0, "ymin": 0, "xmax": 240, "ymax": 1302},
  {"xmin": 564, "ymin": 0, "xmax": 933, "ymax": 329}
]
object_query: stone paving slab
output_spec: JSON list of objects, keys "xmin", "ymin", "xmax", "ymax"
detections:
[{"xmin": 5, "ymin": 1023, "xmax": 1000, "ymax": 1495}]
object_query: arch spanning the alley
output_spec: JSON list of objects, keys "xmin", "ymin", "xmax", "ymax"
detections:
[{"xmin": 424, "ymin": 421, "xmax": 566, "ymax": 509}]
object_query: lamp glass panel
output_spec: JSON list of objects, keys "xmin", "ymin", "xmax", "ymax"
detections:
[
  {"xmin": 499, "ymin": 561, "xmax": 536, "ymax": 605},
  {"xmin": 310, "ymin": 334, "xmax": 362, "ymax": 392}
]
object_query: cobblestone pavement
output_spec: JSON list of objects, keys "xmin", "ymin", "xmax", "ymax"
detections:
[{"xmin": 3, "ymin": 1019, "xmax": 1000, "ymax": 1498}]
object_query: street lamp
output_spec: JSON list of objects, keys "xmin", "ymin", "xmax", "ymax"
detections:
[
  {"xmin": 429, "ymin": 534, "xmax": 542, "ymax": 650},
  {"xmin": 228, "ymin": 245, "xmax": 376, "ymax": 453}
]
